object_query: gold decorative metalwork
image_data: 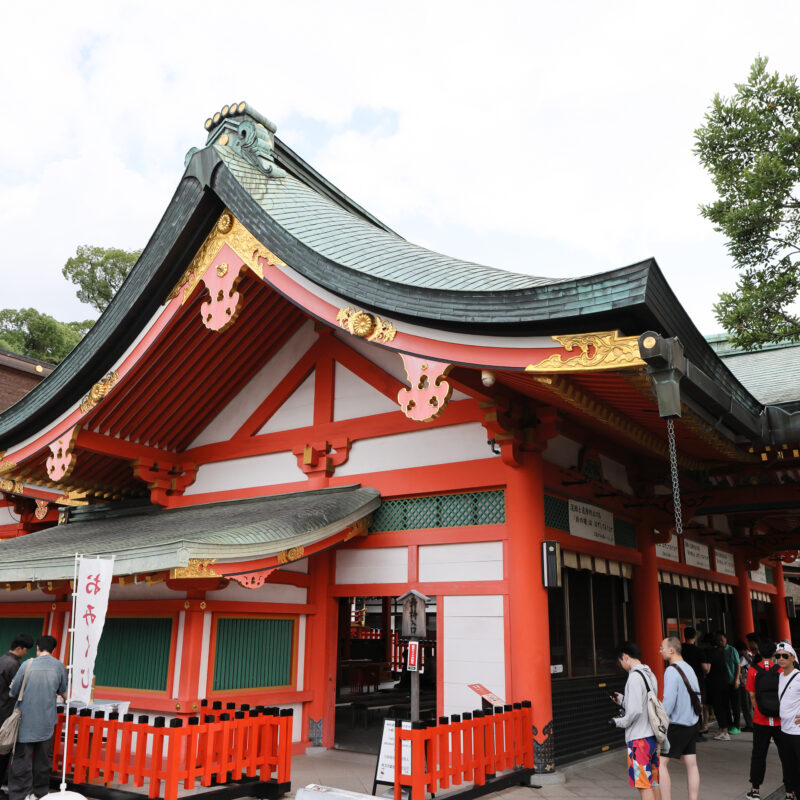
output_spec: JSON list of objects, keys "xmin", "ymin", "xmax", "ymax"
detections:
[
  {"xmin": 216, "ymin": 263, "xmax": 229, "ymax": 278},
  {"xmin": 0, "ymin": 461, "xmax": 17, "ymax": 477},
  {"xmin": 80, "ymin": 371, "xmax": 119, "ymax": 413},
  {"xmin": 336, "ymin": 307, "xmax": 396, "ymax": 343},
  {"xmin": 54, "ymin": 490, "xmax": 89, "ymax": 507},
  {"xmin": 343, "ymin": 516, "xmax": 371, "ymax": 541},
  {"xmin": 166, "ymin": 210, "xmax": 285, "ymax": 304},
  {"xmin": 0, "ymin": 478, "xmax": 23, "ymax": 494},
  {"xmin": 170, "ymin": 558, "xmax": 220, "ymax": 579},
  {"xmin": 276, "ymin": 545, "xmax": 305, "ymax": 564},
  {"xmin": 526, "ymin": 331, "xmax": 645, "ymax": 373}
]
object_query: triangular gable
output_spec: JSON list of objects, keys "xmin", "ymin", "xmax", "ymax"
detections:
[
  {"xmin": 259, "ymin": 373, "xmax": 315, "ymax": 434},
  {"xmin": 333, "ymin": 363, "xmax": 398, "ymax": 421}
]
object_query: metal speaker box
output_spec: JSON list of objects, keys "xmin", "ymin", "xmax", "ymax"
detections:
[{"xmin": 542, "ymin": 540, "xmax": 562, "ymax": 588}]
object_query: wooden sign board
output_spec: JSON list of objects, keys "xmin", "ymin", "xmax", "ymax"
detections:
[
  {"xmin": 400, "ymin": 591, "xmax": 427, "ymax": 639},
  {"xmin": 468, "ymin": 683, "xmax": 504, "ymax": 707}
]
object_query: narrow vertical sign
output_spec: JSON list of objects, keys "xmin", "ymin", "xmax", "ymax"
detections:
[
  {"xmin": 71, "ymin": 556, "xmax": 114, "ymax": 703},
  {"xmin": 407, "ymin": 640, "xmax": 419, "ymax": 672}
]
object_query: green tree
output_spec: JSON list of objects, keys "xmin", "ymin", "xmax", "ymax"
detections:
[
  {"xmin": 695, "ymin": 56, "xmax": 800, "ymax": 350},
  {"xmin": 62, "ymin": 245, "xmax": 141, "ymax": 313},
  {"xmin": 0, "ymin": 308, "xmax": 94, "ymax": 363}
]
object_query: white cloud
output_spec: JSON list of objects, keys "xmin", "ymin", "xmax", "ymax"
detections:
[{"xmin": 1, "ymin": 0, "xmax": 798, "ymax": 334}]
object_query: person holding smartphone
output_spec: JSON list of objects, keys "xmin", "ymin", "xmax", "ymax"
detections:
[{"xmin": 775, "ymin": 642, "xmax": 800, "ymax": 800}]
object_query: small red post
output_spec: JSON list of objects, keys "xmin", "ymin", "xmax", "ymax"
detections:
[{"xmin": 450, "ymin": 714, "xmax": 463, "ymax": 786}]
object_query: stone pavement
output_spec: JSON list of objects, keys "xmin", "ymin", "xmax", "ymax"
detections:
[{"xmin": 290, "ymin": 729, "xmax": 788, "ymax": 800}]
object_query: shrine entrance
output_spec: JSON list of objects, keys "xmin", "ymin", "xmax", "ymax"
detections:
[{"xmin": 334, "ymin": 595, "xmax": 437, "ymax": 753}]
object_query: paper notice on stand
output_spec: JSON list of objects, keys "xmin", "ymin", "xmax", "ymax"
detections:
[{"xmin": 71, "ymin": 556, "xmax": 114, "ymax": 704}]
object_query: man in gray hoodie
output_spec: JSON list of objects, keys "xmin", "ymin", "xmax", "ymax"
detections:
[{"xmin": 611, "ymin": 641, "xmax": 662, "ymax": 800}]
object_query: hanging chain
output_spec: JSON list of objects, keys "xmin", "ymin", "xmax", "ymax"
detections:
[{"xmin": 666, "ymin": 418, "xmax": 683, "ymax": 536}]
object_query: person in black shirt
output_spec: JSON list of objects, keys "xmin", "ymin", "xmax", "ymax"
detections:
[
  {"xmin": 682, "ymin": 627, "xmax": 706, "ymax": 739},
  {"xmin": 0, "ymin": 634, "xmax": 34, "ymax": 793}
]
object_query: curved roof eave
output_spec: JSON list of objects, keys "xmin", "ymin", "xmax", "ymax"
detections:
[{"xmin": 0, "ymin": 146, "xmax": 766, "ymax": 450}]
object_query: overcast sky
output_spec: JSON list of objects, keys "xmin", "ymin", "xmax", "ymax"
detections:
[{"xmin": 2, "ymin": 2, "xmax": 799, "ymax": 335}]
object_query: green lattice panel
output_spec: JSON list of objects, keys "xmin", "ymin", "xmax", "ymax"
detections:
[
  {"xmin": 95, "ymin": 618, "xmax": 172, "ymax": 691},
  {"xmin": 764, "ymin": 566, "xmax": 775, "ymax": 585},
  {"xmin": 544, "ymin": 495, "xmax": 570, "ymax": 531},
  {"xmin": 213, "ymin": 617, "xmax": 294, "ymax": 690},
  {"xmin": 370, "ymin": 490, "xmax": 505, "ymax": 532},
  {"xmin": 0, "ymin": 618, "xmax": 45, "ymax": 661}
]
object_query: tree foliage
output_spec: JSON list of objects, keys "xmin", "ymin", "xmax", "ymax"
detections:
[
  {"xmin": 62, "ymin": 245, "xmax": 141, "ymax": 313},
  {"xmin": 695, "ymin": 56, "xmax": 800, "ymax": 350},
  {"xmin": 0, "ymin": 308, "xmax": 94, "ymax": 364}
]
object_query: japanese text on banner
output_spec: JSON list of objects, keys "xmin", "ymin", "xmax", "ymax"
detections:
[{"xmin": 71, "ymin": 556, "xmax": 114, "ymax": 704}]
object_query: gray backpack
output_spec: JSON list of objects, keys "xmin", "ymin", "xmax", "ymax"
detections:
[{"xmin": 635, "ymin": 670, "xmax": 670, "ymax": 749}]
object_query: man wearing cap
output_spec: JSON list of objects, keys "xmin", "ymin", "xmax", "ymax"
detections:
[{"xmin": 775, "ymin": 642, "xmax": 800, "ymax": 800}]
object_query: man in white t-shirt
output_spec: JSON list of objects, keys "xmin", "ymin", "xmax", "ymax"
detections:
[{"xmin": 775, "ymin": 642, "xmax": 800, "ymax": 800}]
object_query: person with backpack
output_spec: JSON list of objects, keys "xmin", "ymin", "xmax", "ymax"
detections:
[
  {"xmin": 610, "ymin": 641, "xmax": 664, "ymax": 800},
  {"xmin": 775, "ymin": 642, "xmax": 800, "ymax": 800},
  {"xmin": 658, "ymin": 637, "xmax": 701, "ymax": 800},
  {"xmin": 745, "ymin": 639, "xmax": 788, "ymax": 800}
]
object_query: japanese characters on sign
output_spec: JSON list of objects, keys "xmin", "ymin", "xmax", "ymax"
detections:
[
  {"xmin": 406, "ymin": 640, "xmax": 419, "ymax": 672},
  {"xmin": 400, "ymin": 591, "xmax": 427, "ymax": 639},
  {"xmin": 683, "ymin": 539, "xmax": 710, "ymax": 570},
  {"xmin": 568, "ymin": 500, "xmax": 615, "ymax": 545},
  {"xmin": 749, "ymin": 563, "xmax": 768, "ymax": 584},
  {"xmin": 714, "ymin": 549, "xmax": 735, "ymax": 576},
  {"xmin": 71, "ymin": 556, "xmax": 114, "ymax": 704},
  {"xmin": 656, "ymin": 537, "xmax": 680, "ymax": 562}
]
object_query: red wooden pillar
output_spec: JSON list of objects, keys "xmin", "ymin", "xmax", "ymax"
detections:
[
  {"xmin": 771, "ymin": 561, "xmax": 792, "ymax": 642},
  {"xmin": 733, "ymin": 553, "xmax": 755, "ymax": 639},
  {"xmin": 304, "ymin": 550, "xmax": 338, "ymax": 749},
  {"xmin": 176, "ymin": 592, "xmax": 207, "ymax": 714},
  {"xmin": 632, "ymin": 510, "xmax": 664, "ymax": 687},
  {"xmin": 48, "ymin": 598, "xmax": 68, "ymax": 661},
  {"xmin": 503, "ymin": 451, "xmax": 554, "ymax": 773}
]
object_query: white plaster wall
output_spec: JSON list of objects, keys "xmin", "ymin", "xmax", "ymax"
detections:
[
  {"xmin": 275, "ymin": 703, "xmax": 303, "ymax": 741},
  {"xmin": 197, "ymin": 611, "xmax": 212, "ymax": 697},
  {"xmin": 185, "ymin": 451, "xmax": 301, "ymax": 495},
  {"xmin": 419, "ymin": 542, "xmax": 503, "ymax": 582},
  {"xmin": 600, "ymin": 455, "xmax": 633, "ymax": 494},
  {"xmin": 333, "ymin": 363, "xmax": 398, "ymax": 421},
  {"xmin": 258, "ymin": 374, "xmax": 315, "ymax": 434},
  {"xmin": 205, "ymin": 581, "xmax": 307, "ymax": 604},
  {"xmin": 190, "ymin": 321, "xmax": 317, "ymax": 447},
  {"xmin": 0, "ymin": 505, "xmax": 19, "ymax": 525},
  {"xmin": 282, "ymin": 558, "xmax": 309, "ymax": 574},
  {"xmin": 335, "ymin": 547, "xmax": 408, "ymax": 584},
  {"xmin": 443, "ymin": 594, "xmax": 505, "ymax": 716},
  {"xmin": 109, "ymin": 582, "xmax": 181, "ymax": 601},
  {"xmin": 335, "ymin": 422, "xmax": 496, "ymax": 478},
  {"xmin": 541, "ymin": 435, "xmax": 581, "ymax": 469}
]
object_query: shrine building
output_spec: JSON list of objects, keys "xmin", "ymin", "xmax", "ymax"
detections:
[{"xmin": 0, "ymin": 102, "xmax": 798, "ymax": 772}]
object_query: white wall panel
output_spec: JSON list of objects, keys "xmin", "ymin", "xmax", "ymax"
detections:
[
  {"xmin": 419, "ymin": 542, "xmax": 503, "ymax": 582},
  {"xmin": 443, "ymin": 594, "xmax": 505, "ymax": 716},
  {"xmin": 206, "ymin": 581, "xmax": 307, "ymax": 604},
  {"xmin": 333, "ymin": 363, "xmax": 398, "ymax": 421},
  {"xmin": 185, "ymin": 451, "xmax": 301, "ymax": 495},
  {"xmin": 542, "ymin": 435, "xmax": 581, "ymax": 469},
  {"xmin": 335, "ymin": 423, "xmax": 496, "ymax": 478},
  {"xmin": 600, "ymin": 455, "xmax": 633, "ymax": 495},
  {"xmin": 0, "ymin": 505, "xmax": 19, "ymax": 525},
  {"xmin": 282, "ymin": 558, "xmax": 309, "ymax": 574},
  {"xmin": 335, "ymin": 547, "xmax": 408, "ymax": 584},
  {"xmin": 109, "ymin": 582, "xmax": 179, "ymax": 601},
  {"xmin": 258, "ymin": 373, "xmax": 315, "ymax": 434},
  {"xmin": 190, "ymin": 321, "xmax": 317, "ymax": 447}
]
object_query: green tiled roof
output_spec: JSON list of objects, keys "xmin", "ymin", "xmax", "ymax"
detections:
[
  {"xmin": 719, "ymin": 343, "xmax": 800, "ymax": 405},
  {"xmin": 0, "ymin": 485, "xmax": 379, "ymax": 582},
  {"xmin": 219, "ymin": 146, "xmax": 560, "ymax": 293}
]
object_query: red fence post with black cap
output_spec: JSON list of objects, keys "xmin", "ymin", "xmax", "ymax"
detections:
[{"xmin": 521, "ymin": 701, "xmax": 534, "ymax": 769}]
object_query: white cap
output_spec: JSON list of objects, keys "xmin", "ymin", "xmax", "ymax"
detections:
[{"xmin": 775, "ymin": 641, "xmax": 797, "ymax": 660}]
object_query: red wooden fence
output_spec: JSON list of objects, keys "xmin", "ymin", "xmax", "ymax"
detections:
[
  {"xmin": 52, "ymin": 706, "xmax": 292, "ymax": 800},
  {"xmin": 394, "ymin": 702, "xmax": 534, "ymax": 800}
]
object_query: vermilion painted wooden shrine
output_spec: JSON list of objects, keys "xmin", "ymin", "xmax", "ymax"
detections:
[{"xmin": 0, "ymin": 102, "xmax": 798, "ymax": 772}]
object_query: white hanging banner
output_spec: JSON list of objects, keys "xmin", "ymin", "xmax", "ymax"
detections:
[{"xmin": 71, "ymin": 556, "xmax": 114, "ymax": 703}]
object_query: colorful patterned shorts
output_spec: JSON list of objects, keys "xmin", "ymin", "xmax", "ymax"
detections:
[{"xmin": 627, "ymin": 736, "xmax": 660, "ymax": 789}]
